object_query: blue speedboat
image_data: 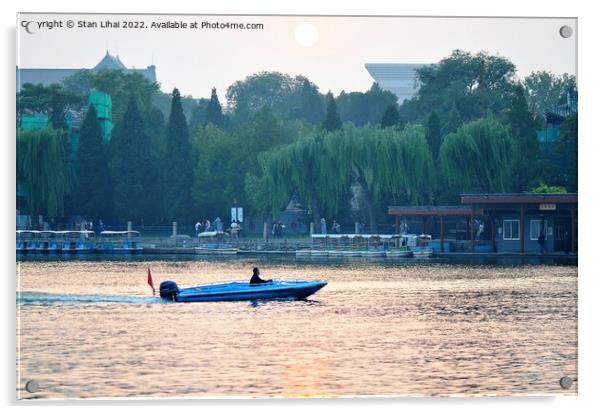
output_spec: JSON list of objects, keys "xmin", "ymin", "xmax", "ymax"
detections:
[{"xmin": 159, "ymin": 279, "xmax": 327, "ymax": 302}]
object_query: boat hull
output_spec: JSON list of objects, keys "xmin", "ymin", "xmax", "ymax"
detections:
[
  {"xmin": 63, "ymin": 248, "xmax": 96, "ymax": 254},
  {"xmin": 100, "ymin": 247, "xmax": 143, "ymax": 254},
  {"xmin": 360, "ymin": 250, "xmax": 386, "ymax": 257},
  {"xmin": 168, "ymin": 280, "xmax": 327, "ymax": 302},
  {"xmin": 385, "ymin": 250, "xmax": 413, "ymax": 258},
  {"xmin": 413, "ymin": 249, "xmax": 434, "ymax": 258},
  {"xmin": 195, "ymin": 247, "xmax": 238, "ymax": 255}
]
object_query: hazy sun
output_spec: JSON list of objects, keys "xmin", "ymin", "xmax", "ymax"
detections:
[{"xmin": 294, "ymin": 23, "xmax": 319, "ymax": 47}]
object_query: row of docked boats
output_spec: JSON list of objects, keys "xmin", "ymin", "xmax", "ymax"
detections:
[
  {"xmin": 295, "ymin": 233, "xmax": 435, "ymax": 258},
  {"xmin": 16, "ymin": 230, "xmax": 143, "ymax": 254},
  {"xmin": 294, "ymin": 247, "xmax": 432, "ymax": 258},
  {"xmin": 194, "ymin": 231, "xmax": 239, "ymax": 255}
]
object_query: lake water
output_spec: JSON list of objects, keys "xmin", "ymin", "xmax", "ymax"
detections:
[{"xmin": 16, "ymin": 256, "xmax": 578, "ymax": 399}]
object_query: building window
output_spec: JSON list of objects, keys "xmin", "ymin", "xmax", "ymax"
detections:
[
  {"xmin": 530, "ymin": 220, "xmax": 547, "ymax": 240},
  {"xmin": 503, "ymin": 220, "xmax": 520, "ymax": 240}
]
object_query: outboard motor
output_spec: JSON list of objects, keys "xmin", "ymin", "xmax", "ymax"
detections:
[{"xmin": 159, "ymin": 280, "xmax": 180, "ymax": 301}]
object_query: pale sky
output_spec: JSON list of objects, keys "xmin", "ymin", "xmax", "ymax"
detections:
[{"xmin": 18, "ymin": 13, "xmax": 577, "ymax": 102}]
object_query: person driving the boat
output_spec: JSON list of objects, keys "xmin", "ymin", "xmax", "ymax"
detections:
[{"xmin": 250, "ymin": 267, "xmax": 272, "ymax": 285}]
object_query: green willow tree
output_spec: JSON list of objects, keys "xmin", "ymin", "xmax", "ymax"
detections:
[
  {"xmin": 259, "ymin": 132, "xmax": 335, "ymax": 226},
  {"xmin": 439, "ymin": 115, "xmax": 513, "ymax": 194},
  {"xmin": 323, "ymin": 125, "xmax": 434, "ymax": 231},
  {"xmin": 256, "ymin": 125, "xmax": 434, "ymax": 231},
  {"xmin": 322, "ymin": 92, "xmax": 342, "ymax": 132},
  {"xmin": 17, "ymin": 128, "xmax": 71, "ymax": 220},
  {"xmin": 163, "ymin": 88, "xmax": 195, "ymax": 223},
  {"xmin": 74, "ymin": 105, "xmax": 112, "ymax": 219}
]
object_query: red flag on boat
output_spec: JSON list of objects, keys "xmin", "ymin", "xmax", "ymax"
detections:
[{"xmin": 147, "ymin": 267, "xmax": 155, "ymax": 295}]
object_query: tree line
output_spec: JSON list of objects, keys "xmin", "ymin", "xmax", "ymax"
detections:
[{"xmin": 16, "ymin": 50, "xmax": 577, "ymax": 229}]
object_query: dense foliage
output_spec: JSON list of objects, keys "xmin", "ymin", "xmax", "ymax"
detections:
[
  {"xmin": 507, "ymin": 84, "xmax": 540, "ymax": 191},
  {"xmin": 162, "ymin": 88, "xmax": 196, "ymax": 223},
  {"xmin": 74, "ymin": 105, "xmax": 112, "ymax": 219},
  {"xmin": 440, "ymin": 115, "xmax": 513, "ymax": 194},
  {"xmin": 257, "ymin": 125, "xmax": 434, "ymax": 230},
  {"xmin": 16, "ymin": 49, "xmax": 578, "ymax": 228},
  {"xmin": 322, "ymin": 92, "xmax": 342, "ymax": 132},
  {"xmin": 400, "ymin": 50, "xmax": 517, "ymax": 134},
  {"xmin": 109, "ymin": 96, "xmax": 162, "ymax": 222},
  {"xmin": 337, "ymin": 83, "xmax": 398, "ymax": 126},
  {"xmin": 17, "ymin": 128, "xmax": 71, "ymax": 219}
]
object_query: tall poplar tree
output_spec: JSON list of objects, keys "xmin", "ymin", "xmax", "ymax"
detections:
[
  {"xmin": 557, "ymin": 113, "xmax": 578, "ymax": 192},
  {"xmin": 109, "ymin": 96, "xmax": 160, "ymax": 221},
  {"xmin": 163, "ymin": 88, "xmax": 194, "ymax": 222},
  {"xmin": 507, "ymin": 83, "xmax": 539, "ymax": 191},
  {"xmin": 75, "ymin": 105, "xmax": 112, "ymax": 219},
  {"xmin": 425, "ymin": 111, "xmax": 442, "ymax": 159},
  {"xmin": 321, "ymin": 92, "xmax": 342, "ymax": 132},
  {"xmin": 294, "ymin": 79, "xmax": 324, "ymax": 124},
  {"xmin": 205, "ymin": 87, "xmax": 223, "ymax": 128}
]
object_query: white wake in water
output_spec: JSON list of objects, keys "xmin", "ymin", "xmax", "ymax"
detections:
[{"xmin": 17, "ymin": 292, "xmax": 163, "ymax": 305}]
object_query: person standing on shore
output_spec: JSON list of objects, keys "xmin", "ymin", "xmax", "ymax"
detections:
[
  {"xmin": 538, "ymin": 232, "xmax": 545, "ymax": 254},
  {"xmin": 320, "ymin": 217, "xmax": 327, "ymax": 234},
  {"xmin": 332, "ymin": 220, "xmax": 340, "ymax": 234},
  {"xmin": 231, "ymin": 220, "xmax": 239, "ymax": 238},
  {"xmin": 400, "ymin": 219, "xmax": 408, "ymax": 235},
  {"xmin": 214, "ymin": 217, "xmax": 223, "ymax": 232}
]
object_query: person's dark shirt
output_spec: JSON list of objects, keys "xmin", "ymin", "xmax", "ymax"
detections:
[{"xmin": 250, "ymin": 274, "xmax": 268, "ymax": 284}]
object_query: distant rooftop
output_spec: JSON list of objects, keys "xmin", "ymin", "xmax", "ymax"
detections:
[
  {"xmin": 461, "ymin": 193, "xmax": 578, "ymax": 204},
  {"xmin": 17, "ymin": 51, "xmax": 156, "ymax": 91},
  {"xmin": 93, "ymin": 51, "xmax": 128, "ymax": 71}
]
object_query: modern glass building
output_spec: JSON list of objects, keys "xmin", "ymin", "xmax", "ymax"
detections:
[{"xmin": 364, "ymin": 63, "xmax": 428, "ymax": 103}]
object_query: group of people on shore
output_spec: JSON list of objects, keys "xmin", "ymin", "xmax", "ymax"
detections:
[
  {"xmin": 320, "ymin": 218, "xmax": 341, "ymax": 234},
  {"xmin": 195, "ymin": 217, "xmax": 242, "ymax": 238},
  {"xmin": 272, "ymin": 221, "xmax": 284, "ymax": 238},
  {"xmin": 81, "ymin": 219, "xmax": 106, "ymax": 234}
]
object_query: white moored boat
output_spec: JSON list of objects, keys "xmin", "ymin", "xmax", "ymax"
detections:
[
  {"xmin": 16, "ymin": 230, "xmax": 40, "ymax": 254},
  {"xmin": 195, "ymin": 231, "xmax": 238, "ymax": 255},
  {"xmin": 36, "ymin": 230, "xmax": 61, "ymax": 253},
  {"xmin": 100, "ymin": 231, "xmax": 143, "ymax": 253},
  {"xmin": 58, "ymin": 230, "xmax": 97, "ymax": 254}
]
